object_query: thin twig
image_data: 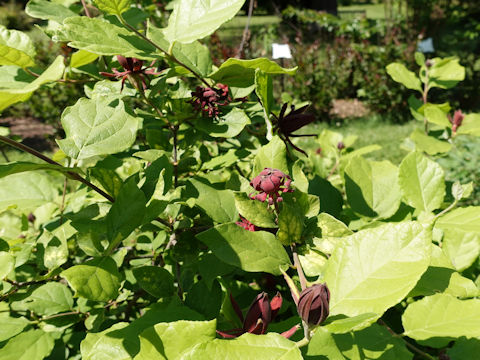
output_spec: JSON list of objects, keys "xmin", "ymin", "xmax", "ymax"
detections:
[
  {"xmin": 237, "ymin": 0, "xmax": 254, "ymax": 58},
  {"xmin": 60, "ymin": 176, "xmax": 68, "ymax": 225},
  {"xmin": 172, "ymin": 125, "xmax": 179, "ymax": 187},
  {"xmin": 0, "ymin": 147, "xmax": 10, "ymax": 162},
  {"xmin": 41, "ymin": 311, "xmax": 82, "ymax": 321},
  {"xmin": 81, "ymin": 0, "xmax": 92, "ymax": 18},
  {"xmin": 0, "ymin": 135, "xmax": 114, "ymax": 203}
]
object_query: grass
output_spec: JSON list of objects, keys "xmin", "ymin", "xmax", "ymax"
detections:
[
  {"xmin": 294, "ymin": 114, "xmax": 418, "ymax": 165},
  {"xmin": 338, "ymin": 4, "xmax": 386, "ymax": 20}
]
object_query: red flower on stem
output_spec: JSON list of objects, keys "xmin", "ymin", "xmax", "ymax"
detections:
[
  {"xmin": 100, "ymin": 56, "xmax": 159, "ymax": 91},
  {"xmin": 297, "ymin": 283, "xmax": 330, "ymax": 326},
  {"xmin": 250, "ymin": 168, "xmax": 293, "ymax": 205},
  {"xmin": 217, "ymin": 292, "xmax": 299, "ymax": 338},
  {"xmin": 189, "ymin": 83, "xmax": 231, "ymax": 117},
  {"xmin": 448, "ymin": 110, "xmax": 464, "ymax": 134},
  {"xmin": 236, "ymin": 216, "xmax": 257, "ymax": 231}
]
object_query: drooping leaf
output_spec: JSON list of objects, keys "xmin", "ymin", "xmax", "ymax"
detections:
[
  {"xmin": 427, "ymin": 57, "xmax": 465, "ymax": 89},
  {"xmin": 398, "ymin": 152, "xmax": 445, "ymax": 212},
  {"xmin": 0, "ymin": 329, "xmax": 55, "ymax": 360},
  {"xmin": 324, "ymin": 313, "xmax": 380, "ymax": 334},
  {"xmin": 57, "ymin": 97, "xmax": 139, "ymax": 160},
  {"xmin": 210, "ymin": 58, "xmax": 297, "ymax": 88},
  {"xmin": 94, "ymin": 0, "xmax": 131, "ymax": 15},
  {"xmin": 344, "ymin": 157, "xmax": 401, "ymax": 219},
  {"xmin": 234, "ymin": 192, "xmax": 277, "ymax": 228},
  {"xmin": 197, "ymin": 223, "xmax": 291, "ymax": 275},
  {"xmin": 70, "ymin": 49, "xmax": 99, "ymax": 68},
  {"xmin": 255, "ymin": 69, "xmax": 274, "ymax": 116},
  {"xmin": 61, "ymin": 256, "xmax": 121, "ymax": 302},
  {"xmin": 183, "ymin": 332, "xmax": 303, "ymax": 359},
  {"xmin": 402, "ymin": 293, "xmax": 480, "ymax": 340},
  {"xmin": 24, "ymin": 282, "xmax": 73, "ymax": 316},
  {"xmin": 324, "ymin": 222, "xmax": 430, "ymax": 317},
  {"xmin": 386, "ymin": 62, "xmax": 422, "ymax": 92},
  {"xmin": 25, "ymin": 0, "xmax": 77, "ymax": 22},
  {"xmin": 409, "ymin": 129, "xmax": 452, "ymax": 155},
  {"xmin": 134, "ymin": 320, "xmax": 217, "ymax": 360},
  {"xmin": 132, "ymin": 266, "xmax": 175, "ymax": 298},
  {"xmin": 0, "ymin": 25, "xmax": 36, "ymax": 67},
  {"xmin": 0, "ymin": 161, "xmax": 76, "ymax": 179},
  {"xmin": 162, "ymin": 0, "xmax": 246, "ymax": 44}
]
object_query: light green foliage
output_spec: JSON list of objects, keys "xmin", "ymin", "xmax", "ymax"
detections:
[
  {"xmin": 254, "ymin": 135, "xmax": 288, "ymax": 174},
  {"xmin": 61, "ymin": 257, "xmax": 121, "ymax": 302},
  {"xmin": 197, "ymin": 223, "xmax": 291, "ymax": 275},
  {"xmin": 0, "ymin": 329, "xmax": 55, "ymax": 360},
  {"xmin": 0, "ymin": 251, "xmax": 14, "ymax": 279},
  {"xmin": 0, "ymin": 162, "xmax": 77, "ymax": 179},
  {"xmin": 23, "ymin": 282, "xmax": 73, "ymax": 316},
  {"xmin": 70, "ymin": 50, "xmax": 99, "ymax": 68},
  {"xmin": 423, "ymin": 104, "xmax": 451, "ymax": 128},
  {"xmin": 182, "ymin": 333, "xmax": 303, "ymax": 359},
  {"xmin": 0, "ymin": 25, "xmax": 36, "ymax": 67},
  {"xmin": 324, "ymin": 222, "xmax": 430, "ymax": 317},
  {"xmin": 0, "ymin": 315, "xmax": 30, "ymax": 342},
  {"xmin": 135, "ymin": 320, "xmax": 216, "ymax": 360},
  {"xmin": 94, "ymin": 0, "xmax": 132, "ymax": 15},
  {"xmin": 409, "ymin": 129, "xmax": 452, "ymax": 155},
  {"xmin": 196, "ymin": 108, "xmax": 250, "ymax": 138},
  {"xmin": 57, "ymin": 97, "xmax": 139, "ymax": 160},
  {"xmin": 426, "ymin": 57, "xmax": 465, "ymax": 89},
  {"xmin": 162, "ymin": 0, "xmax": 246, "ymax": 44},
  {"xmin": 457, "ymin": 113, "xmax": 480, "ymax": 136},
  {"xmin": 402, "ymin": 294, "xmax": 480, "ymax": 340},
  {"xmin": 210, "ymin": 58, "xmax": 297, "ymax": 87},
  {"xmin": 37, "ymin": 220, "xmax": 76, "ymax": 269},
  {"xmin": 277, "ymin": 201, "xmax": 304, "ymax": 245},
  {"xmin": 80, "ymin": 322, "xmax": 132, "ymax": 360},
  {"xmin": 344, "ymin": 157, "xmax": 401, "ymax": 218},
  {"xmin": 386, "ymin": 63, "xmax": 422, "ymax": 92},
  {"xmin": 25, "ymin": 0, "xmax": 76, "ymax": 22},
  {"xmin": 255, "ymin": 69, "xmax": 273, "ymax": 116},
  {"xmin": 234, "ymin": 192, "xmax": 277, "ymax": 227},
  {"xmin": 399, "ymin": 152, "xmax": 445, "ymax": 212}
]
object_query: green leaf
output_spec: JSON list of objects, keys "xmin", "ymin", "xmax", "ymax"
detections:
[
  {"xmin": 325, "ymin": 313, "xmax": 380, "ymax": 334},
  {"xmin": 386, "ymin": 62, "xmax": 422, "ymax": 92},
  {"xmin": 186, "ymin": 178, "xmax": 237, "ymax": 223},
  {"xmin": 210, "ymin": 58, "xmax": 297, "ymax": 88},
  {"xmin": 277, "ymin": 201, "xmax": 304, "ymax": 245},
  {"xmin": 141, "ymin": 154, "xmax": 173, "ymax": 199},
  {"xmin": 308, "ymin": 176, "xmax": 343, "ymax": 218},
  {"xmin": 415, "ymin": 52, "xmax": 425, "ymax": 66},
  {"xmin": 254, "ymin": 135, "xmax": 288, "ymax": 174},
  {"xmin": 435, "ymin": 206, "xmax": 480, "ymax": 271},
  {"xmin": 61, "ymin": 256, "xmax": 121, "ymax": 302},
  {"xmin": 427, "ymin": 57, "xmax": 465, "ymax": 89},
  {"xmin": 37, "ymin": 220, "xmax": 76, "ymax": 269},
  {"xmin": 134, "ymin": 320, "xmax": 217, "ymax": 360},
  {"xmin": 409, "ymin": 129, "xmax": 452, "ymax": 155},
  {"xmin": 147, "ymin": 23, "xmax": 212, "ymax": 76},
  {"xmin": 25, "ymin": 0, "xmax": 77, "ymax": 22},
  {"xmin": 70, "ymin": 50, "xmax": 99, "ymax": 68},
  {"xmin": 183, "ymin": 332, "xmax": 303, "ymax": 359},
  {"xmin": 0, "ymin": 329, "xmax": 55, "ymax": 360},
  {"xmin": 0, "ymin": 316, "xmax": 29, "ymax": 342},
  {"xmin": 80, "ymin": 322, "xmax": 133, "ymax": 360},
  {"xmin": 57, "ymin": 97, "xmax": 139, "ymax": 160},
  {"xmin": 106, "ymin": 178, "xmax": 146, "ymax": 246},
  {"xmin": 324, "ymin": 221, "xmax": 430, "ymax": 317},
  {"xmin": 344, "ymin": 157, "xmax": 401, "ymax": 219},
  {"xmin": 457, "ymin": 113, "xmax": 480, "ymax": 136},
  {"xmin": 234, "ymin": 192, "xmax": 277, "ymax": 228},
  {"xmin": 447, "ymin": 338, "xmax": 480, "ymax": 360},
  {"xmin": 402, "ymin": 293, "xmax": 480, "ymax": 340},
  {"xmin": 197, "ymin": 223, "xmax": 291, "ymax": 275},
  {"xmin": 0, "ymin": 25, "xmax": 36, "ymax": 67},
  {"xmin": 94, "ymin": 0, "xmax": 131, "ymax": 15},
  {"xmin": 0, "ymin": 161, "xmax": 77, "ymax": 179},
  {"xmin": 398, "ymin": 152, "xmax": 445, "ymax": 212},
  {"xmin": 423, "ymin": 104, "xmax": 451, "ymax": 128},
  {"xmin": 306, "ymin": 324, "xmax": 413, "ymax": 360},
  {"xmin": 132, "ymin": 266, "xmax": 175, "ymax": 298},
  {"xmin": 24, "ymin": 282, "xmax": 73, "ymax": 316},
  {"xmin": 0, "ymin": 55, "xmax": 65, "ymax": 112},
  {"xmin": 292, "ymin": 160, "xmax": 308, "ymax": 193},
  {"xmin": 56, "ymin": 17, "xmax": 156, "ymax": 58},
  {"xmin": 255, "ymin": 69, "xmax": 273, "ymax": 116},
  {"xmin": 0, "ymin": 172, "xmax": 58, "ymax": 212},
  {"xmin": 185, "ymin": 280, "xmax": 222, "ymax": 320},
  {"xmin": 0, "ymin": 251, "xmax": 14, "ymax": 279},
  {"xmin": 196, "ymin": 108, "xmax": 251, "ymax": 138},
  {"xmin": 162, "ymin": 0, "xmax": 245, "ymax": 44}
]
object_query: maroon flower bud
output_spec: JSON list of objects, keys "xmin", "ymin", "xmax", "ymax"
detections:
[
  {"xmin": 27, "ymin": 213, "xmax": 36, "ymax": 223},
  {"xmin": 100, "ymin": 56, "xmax": 159, "ymax": 91},
  {"xmin": 249, "ymin": 168, "xmax": 293, "ymax": 205},
  {"xmin": 448, "ymin": 110, "xmax": 464, "ymax": 134},
  {"xmin": 236, "ymin": 216, "xmax": 257, "ymax": 231},
  {"xmin": 337, "ymin": 141, "xmax": 345, "ymax": 150},
  {"xmin": 315, "ymin": 147, "xmax": 322, "ymax": 155},
  {"xmin": 425, "ymin": 59, "xmax": 433, "ymax": 68},
  {"xmin": 188, "ymin": 83, "xmax": 231, "ymax": 118},
  {"xmin": 297, "ymin": 283, "xmax": 330, "ymax": 326}
]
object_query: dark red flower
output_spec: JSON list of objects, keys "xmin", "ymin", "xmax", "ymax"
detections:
[
  {"xmin": 337, "ymin": 141, "xmax": 345, "ymax": 150},
  {"xmin": 250, "ymin": 168, "xmax": 293, "ymax": 205},
  {"xmin": 217, "ymin": 292, "xmax": 299, "ymax": 338},
  {"xmin": 236, "ymin": 216, "xmax": 257, "ymax": 231},
  {"xmin": 448, "ymin": 110, "xmax": 464, "ymax": 134},
  {"xmin": 189, "ymin": 83, "xmax": 231, "ymax": 117},
  {"xmin": 273, "ymin": 103, "xmax": 316, "ymax": 156},
  {"xmin": 100, "ymin": 56, "xmax": 159, "ymax": 91},
  {"xmin": 297, "ymin": 283, "xmax": 330, "ymax": 326}
]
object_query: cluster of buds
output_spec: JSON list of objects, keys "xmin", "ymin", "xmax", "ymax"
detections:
[
  {"xmin": 217, "ymin": 292, "xmax": 298, "ymax": 338},
  {"xmin": 297, "ymin": 283, "xmax": 330, "ymax": 326},
  {"xmin": 250, "ymin": 168, "xmax": 293, "ymax": 205},
  {"xmin": 236, "ymin": 216, "xmax": 257, "ymax": 232},
  {"xmin": 448, "ymin": 110, "xmax": 464, "ymax": 134},
  {"xmin": 189, "ymin": 83, "xmax": 231, "ymax": 117},
  {"xmin": 100, "ymin": 56, "xmax": 159, "ymax": 91}
]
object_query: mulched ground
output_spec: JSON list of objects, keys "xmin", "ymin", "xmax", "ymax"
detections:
[
  {"xmin": 330, "ymin": 99, "xmax": 369, "ymax": 119},
  {"xmin": 0, "ymin": 117, "xmax": 55, "ymax": 151}
]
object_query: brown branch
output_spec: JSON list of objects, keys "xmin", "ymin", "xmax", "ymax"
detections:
[{"xmin": 237, "ymin": 0, "xmax": 255, "ymax": 58}]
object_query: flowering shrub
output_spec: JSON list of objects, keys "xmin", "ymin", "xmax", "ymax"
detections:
[{"xmin": 0, "ymin": 1, "xmax": 479, "ymax": 360}]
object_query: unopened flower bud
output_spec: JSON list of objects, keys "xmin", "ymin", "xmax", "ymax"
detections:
[
  {"xmin": 297, "ymin": 283, "xmax": 330, "ymax": 326},
  {"xmin": 337, "ymin": 141, "xmax": 345, "ymax": 150},
  {"xmin": 27, "ymin": 213, "xmax": 36, "ymax": 223},
  {"xmin": 425, "ymin": 59, "xmax": 433, "ymax": 68}
]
